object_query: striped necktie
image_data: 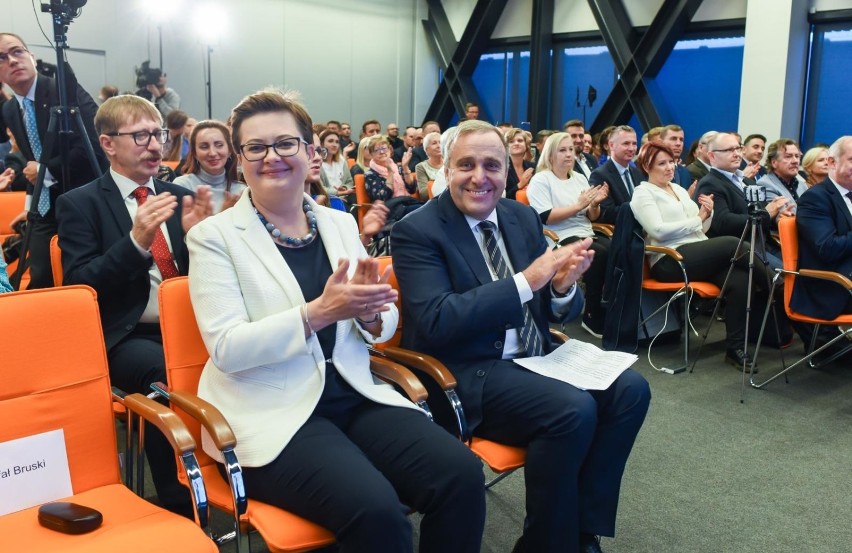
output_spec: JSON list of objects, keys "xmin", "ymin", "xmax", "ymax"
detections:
[{"xmin": 478, "ymin": 221, "xmax": 544, "ymax": 357}]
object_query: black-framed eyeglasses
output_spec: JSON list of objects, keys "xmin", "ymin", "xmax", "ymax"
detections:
[
  {"xmin": 240, "ymin": 137, "xmax": 310, "ymax": 161},
  {"xmin": 0, "ymin": 47, "xmax": 29, "ymax": 65},
  {"xmin": 315, "ymin": 147, "xmax": 329, "ymax": 160},
  {"xmin": 106, "ymin": 128, "xmax": 170, "ymax": 146},
  {"xmin": 712, "ymin": 146, "xmax": 743, "ymax": 154}
]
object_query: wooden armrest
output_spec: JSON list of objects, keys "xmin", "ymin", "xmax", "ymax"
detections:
[
  {"xmin": 591, "ymin": 223, "xmax": 614, "ymax": 238},
  {"xmin": 169, "ymin": 390, "xmax": 237, "ymax": 451},
  {"xmin": 645, "ymin": 245, "xmax": 683, "ymax": 261},
  {"xmin": 370, "ymin": 355, "xmax": 428, "ymax": 404},
  {"xmin": 798, "ymin": 269, "xmax": 852, "ymax": 289},
  {"xmin": 543, "ymin": 229, "xmax": 559, "ymax": 243},
  {"xmin": 123, "ymin": 393, "xmax": 195, "ymax": 455},
  {"xmin": 377, "ymin": 346, "xmax": 458, "ymax": 390},
  {"xmin": 549, "ymin": 328, "xmax": 569, "ymax": 344}
]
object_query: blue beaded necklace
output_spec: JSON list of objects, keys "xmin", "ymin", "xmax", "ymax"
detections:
[{"xmin": 250, "ymin": 193, "xmax": 318, "ymax": 248}]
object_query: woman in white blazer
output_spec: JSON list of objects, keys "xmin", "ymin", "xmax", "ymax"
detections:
[{"xmin": 186, "ymin": 89, "xmax": 484, "ymax": 553}]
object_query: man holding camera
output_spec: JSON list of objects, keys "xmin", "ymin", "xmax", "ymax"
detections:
[
  {"xmin": 694, "ymin": 132, "xmax": 793, "ymax": 270},
  {"xmin": 136, "ymin": 63, "xmax": 180, "ymax": 118},
  {"xmin": 0, "ymin": 32, "xmax": 104, "ymax": 289}
]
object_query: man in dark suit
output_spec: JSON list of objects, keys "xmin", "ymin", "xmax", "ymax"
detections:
[
  {"xmin": 56, "ymin": 94, "xmax": 212, "ymax": 516},
  {"xmin": 659, "ymin": 124, "xmax": 695, "ymax": 191},
  {"xmin": 791, "ymin": 135, "xmax": 852, "ymax": 320},
  {"xmin": 391, "ymin": 120, "xmax": 650, "ymax": 553},
  {"xmin": 694, "ymin": 132, "xmax": 792, "ymax": 270},
  {"xmin": 588, "ymin": 125, "xmax": 643, "ymax": 224},
  {"xmin": 686, "ymin": 130, "xmax": 717, "ymax": 182},
  {"xmin": 740, "ymin": 133, "xmax": 767, "ymax": 181},
  {"xmin": 564, "ymin": 119, "xmax": 597, "ymax": 178},
  {"xmin": 0, "ymin": 32, "xmax": 105, "ymax": 288}
]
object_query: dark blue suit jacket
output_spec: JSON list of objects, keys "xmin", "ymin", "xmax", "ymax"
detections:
[
  {"xmin": 588, "ymin": 159, "xmax": 645, "ymax": 224},
  {"xmin": 790, "ymin": 178, "xmax": 852, "ymax": 319},
  {"xmin": 672, "ymin": 164, "xmax": 694, "ymax": 189},
  {"xmin": 390, "ymin": 192, "xmax": 583, "ymax": 430},
  {"xmin": 56, "ymin": 173, "xmax": 192, "ymax": 350}
]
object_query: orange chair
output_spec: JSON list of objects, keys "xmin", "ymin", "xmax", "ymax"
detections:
[
  {"xmin": 640, "ymin": 245, "xmax": 721, "ymax": 372},
  {"xmin": 371, "ymin": 257, "xmax": 570, "ymax": 488},
  {"xmin": 0, "ymin": 191, "xmax": 29, "ymax": 290},
  {"xmin": 427, "ymin": 180, "xmax": 434, "ymax": 199},
  {"xmin": 346, "ymin": 158, "xmax": 356, "ymax": 169},
  {"xmin": 0, "ymin": 286, "xmax": 215, "ymax": 553},
  {"xmin": 157, "ymin": 277, "xmax": 430, "ymax": 552},
  {"xmin": 350, "ymin": 173, "xmax": 372, "ymax": 230},
  {"xmin": 515, "ymin": 188, "xmax": 529, "ymax": 205},
  {"xmin": 750, "ymin": 217, "xmax": 852, "ymax": 388},
  {"xmin": 49, "ymin": 235, "xmax": 62, "ymax": 286}
]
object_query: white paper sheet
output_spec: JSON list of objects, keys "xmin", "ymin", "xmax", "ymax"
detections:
[
  {"xmin": 513, "ymin": 339, "xmax": 637, "ymax": 390},
  {"xmin": 0, "ymin": 429, "xmax": 73, "ymax": 515}
]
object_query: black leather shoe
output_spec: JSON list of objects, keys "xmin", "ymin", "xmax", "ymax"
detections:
[
  {"xmin": 580, "ymin": 534, "xmax": 604, "ymax": 553},
  {"xmin": 725, "ymin": 348, "xmax": 758, "ymax": 373}
]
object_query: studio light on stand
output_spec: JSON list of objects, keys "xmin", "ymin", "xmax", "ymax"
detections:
[
  {"xmin": 194, "ymin": 4, "xmax": 227, "ymax": 119},
  {"xmin": 140, "ymin": 0, "xmax": 181, "ymax": 71}
]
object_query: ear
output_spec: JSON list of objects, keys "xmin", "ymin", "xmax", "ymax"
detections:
[{"xmin": 99, "ymin": 134, "xmax": 115, "ymax": 158}]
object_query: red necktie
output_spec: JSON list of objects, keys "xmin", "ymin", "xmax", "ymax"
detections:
[{"xmin": 131, "ymin": 186, "xmax": 180, "ymax": 280}]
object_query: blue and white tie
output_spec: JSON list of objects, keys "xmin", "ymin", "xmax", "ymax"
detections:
[{"xmin": 23, "ymin": 97, "xmax": 49, "ymax": 216}]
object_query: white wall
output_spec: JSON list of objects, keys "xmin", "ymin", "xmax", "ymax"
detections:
[{"xmin": 0, "ymin": 0, "xmax": 432, "ymax": 130}]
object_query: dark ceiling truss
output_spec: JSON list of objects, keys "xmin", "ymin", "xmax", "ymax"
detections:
[
  {"xmin": 586, "ymin": 0, "xmax": 705, "ymax": 132},
  {"xmin": 422, "ymin": 0, "xmax": 508, "ymax": 126}
]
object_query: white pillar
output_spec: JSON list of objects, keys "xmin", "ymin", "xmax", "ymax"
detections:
[{"xmin": 738, "ymin": 0, "xmax": 810, "ymax": 141}]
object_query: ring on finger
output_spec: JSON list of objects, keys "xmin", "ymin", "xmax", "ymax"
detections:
[{"xmin": 364, "ymin": 303, "xmax": 369, "ymax": 311}]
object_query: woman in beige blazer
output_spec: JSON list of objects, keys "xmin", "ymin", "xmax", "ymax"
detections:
[{"xmin": 186, "ymin": 89, "xmax": 485, "ymax": 553}]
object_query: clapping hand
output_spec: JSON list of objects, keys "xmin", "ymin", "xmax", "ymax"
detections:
[
  {"xmin": 552, "ymin": 238, "xmax": 595, "ymax": 294},
  {"xmin": 181, "ymin": 185, "xmax": 213, "ymax": 232},
  {"xmin": 310, "ymin": 259, "xmax": 398, "ymax": 331},
  {"xmin": 697, "ymin": 193, "xmax": 714, "ymax": 221}
]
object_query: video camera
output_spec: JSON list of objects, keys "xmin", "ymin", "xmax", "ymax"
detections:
[{"xmin": 135, "ymin": 61, "xmax": 163, "ymax": 90}]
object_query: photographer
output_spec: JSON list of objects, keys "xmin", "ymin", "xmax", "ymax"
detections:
[
  {"xmin": 135, "ymin": 61, "xmax": 180, "ymax": 117},
  {"xmin": 0, "ymin": 32, "xmax": 105, "ymax": 289}
]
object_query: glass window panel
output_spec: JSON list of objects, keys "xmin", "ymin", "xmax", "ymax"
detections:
[
  {"xmin": 472, "ymin": 52, "xmax": 508, "ymax": 123},
  {"xmin": 554, "ymin": 44, "xmax": 616, "ymax": 130},
  {"xmin": 803, "ymin": 26, "xmax": 852, "ymax": 148}
]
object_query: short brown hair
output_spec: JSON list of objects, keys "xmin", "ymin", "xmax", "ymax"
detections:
[
  {"xmin": 636, "ymin": 141, "xmax": 675, "ymax": 174},
  {"xmin": 95, "ymin": 94, "xmax": 161, "ymax": 136},
  {"xmin": 563, "ymin": 119, "xmax": 584, "ymax": 130},
  {"xmin": 229, "ymin": 89, "xmax": 313, "ymax": 152}
]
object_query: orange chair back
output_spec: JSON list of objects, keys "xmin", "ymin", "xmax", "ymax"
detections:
[
  {"xmin": 427, "ymin": 180, "xmax": 434, "ymax": 199},
  {"xmin": 49, "ymin": 235, "xmax": 62, "ymax": 286},
  {"xmin": 777, "ymin": 217, "xmax": 798, "ymax": 318},
  {"xmin": 347, "ymin": 158, "xmax": 356, "ymax": 169},
  {"xmin": 0, "ymin": 286, "xmax": 120, "ymax": 493},
  {"xmin": 353, "ymin": 173, "xmax": 370, "ymax": 228},
  {"xmin": 515, "ymin": 188, "xmax": 529, "ymax": 205},
  {"xmin": 158, "ymin": 277, "xmax": 215, "ymax": 468},
  {"xmin": 375, "ymin": 256, "xmax": 402, "ymax": 348},
  {"xmin": 0, "ymin": 191, "xmax": 26, "ymax": 235}
]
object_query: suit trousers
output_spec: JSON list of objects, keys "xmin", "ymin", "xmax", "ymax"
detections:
[
  {"xmin": 238, "ymin": 403, "xmax": 486, "ymax": 553},
  {"xmin": 107, "ymin": 327, "xmax": 192, "ymax": 517},
  {"xmin": 651, "ymin": 236, "xmax": 772, "ymax": 348},
  {"xmin": 558, "ymin": 236, "xmax": 611, "ymax": 319},
  {"xmin": 474, "ymin": 364, "xmax": 650, "ymax": 553}
]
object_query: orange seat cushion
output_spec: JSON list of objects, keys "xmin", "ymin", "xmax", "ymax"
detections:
[
  {"xmin": 643, "ymin": 278, "xmax": 720, "ymax": 298},
  {"xmin": 0, "ymin": 484, "xmax": 216, "ymax": 553},
  {"xmin": 469, "ymin": 437, "xmax": 527, "ymax": 473}
]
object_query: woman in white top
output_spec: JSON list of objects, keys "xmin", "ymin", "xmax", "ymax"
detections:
[
  {"xmin": 630, "ymin": 141, "xmax": 770, "ymax": 370},
  {"xmin": 173, "ymin": 120, "xmax": 246, "ymax": 214},
  {"xmin": 319, "ymin": 128, "xmax": 354, "ymax": 203},
  {"xmin": 414, "ymin": 131, "xmax": 442, "ymax": 199},
  {"xmin": 527, "ymin": 132, "xmax": 610, "ymax": 337}
]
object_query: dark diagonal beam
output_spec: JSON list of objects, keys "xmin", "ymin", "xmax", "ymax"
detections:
[{"xmin": 528, "ymin": 0, "xmax": 554, "ymax": 131}]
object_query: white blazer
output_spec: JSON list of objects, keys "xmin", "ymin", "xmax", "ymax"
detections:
[{"xmin": 186, "ymin": 193, "xmax": 419, "ymax": 467}]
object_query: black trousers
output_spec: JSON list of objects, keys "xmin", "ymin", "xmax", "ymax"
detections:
[
  {"xmin": 107, "ymin": 327, "xmax": 192, "ymax": 516},
  {"xmin": 652, "ymin": 236, "xmax": 771, "ymax": 349},
  {"xmin": 559, "ymin": 235, "xmax": 610, "ymax": 318},
  {"xmin": 239, "ymin": 403, "xmax": 485, "ymax": 553},
  {"xmin": 474, "ymin": 365, "xmax": 650, "ymax": 553},
  {"xmin": 18, "ymin": 213, "xmax": 55, "ymax": 289}
]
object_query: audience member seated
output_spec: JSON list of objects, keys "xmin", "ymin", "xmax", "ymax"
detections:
[
  {"xmin": 408, "ymin": 120, "xmax": 439, "ymax": 172},
  {"xmin": 306, "ymin": 132, "xmax": 345, "ymax": 212},
  {"xmin": 563, "ymin": 119, "xmax": 597, "ymax": 179},
  {"xmin": 0, "ymin": 252, "xmax": 11, "ymax": 293},
  {"xmin": 98, "ymin": 84, "xmax": 119, "ymax": 104},
  {"xmin": 533, "ymin": 129, "xmax": 554, "ymax": 164},
  {"xmin": 504, "ymin": 127, "xmax": 535, "ymax": 200},
  {"xmin": 589, "ymin": 124, "xmax": 643, "ymax": 224},
  {"xmin": 364, "ymin": 136, "xmax": 415, "ymax": 202},
  {"xmin": 386, "ymin": 122, "xmax": 403, "ymax": 151},
  {"xmin": 428, "ymin": 127, "xmax": 456, "ymax": 198},
  {"xmin": 686, "ymin": 131, "xmax": 718, "ymax": 182},
  {"xmin": 55, "ymin": 94, "xmax": 213, "ymax": 516},
  {"xmin": 758, "ymin": 138, "xmax": 808, "ymax": 206},
  {"xmin": 527, "ymin": 132, "xmax": 610, "ymax": 338},
  {"xmin": 348, "ymin": 119, "xmax": 381, "ymax": 159},
  {"xmin": 415, "ymin": 131, "xmax": 442, "ymax": 199},
  {"xmin": 791, "ymin": 135, "xmax": 852, "ymax": 321},
  {"xmin": 163, "ymin": 109, "xmax": 190, "ymax": 162},
  {"xmin": 659, "ymin": 124, "xmax": 694, "ymax": 191},
  {"xmin": 174, "ymin": 120, "xmax": 246, "ymax": 214},
  {"xmin": 583, "ymin": 132, "xmax": 594, "ymax": 156},
  {"xmin": 393, "ymin": 126, "xmax": 417, "ymax": 163},
  {"xmin": 350, "ymin": 136, "xmax": 373, "ymax": 177},
  {"xmin": 319, "ymin": 128, "xmax": 354, "ymax": 204},
  {"xmin": 186, "ymin": 89, "xmax": 486, "ymax": 553},
  {"xmin": 2, "ymin": 129, "xmax": 30, "ymax": 191},
  {"xmin": 802, "ymin": 145, "xmax": 830, "ymax": 188},
  {"xmin": 391, "ymin": 119, "xmax": 650, "ymax": 553},
  {"xmin": 741, "ymin": 133, "xmax": 768, "ymax": 180},
  {"xmin": 694, "ymin": 132, "xmax": 792, "ymax": 270},
  {"xmin": 631, "ymin": 141, "xmax": 771, "ymax": 370},
  {"xmin": 595, "ymin": 126, "xmax": 616, "ymax": 167},
  {"xmin": 338, "ymin": 121, "xmax": 353, "ymax": 151}
]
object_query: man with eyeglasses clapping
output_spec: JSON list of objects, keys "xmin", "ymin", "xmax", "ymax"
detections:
[{"xmin": 56, "ymin": 94, "xmax": 212, "ymax": 519}]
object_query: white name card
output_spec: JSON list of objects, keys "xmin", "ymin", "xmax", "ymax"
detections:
[{"xmin": 0, "ymin": 429, "xmax": 73, "ymax": 515}]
